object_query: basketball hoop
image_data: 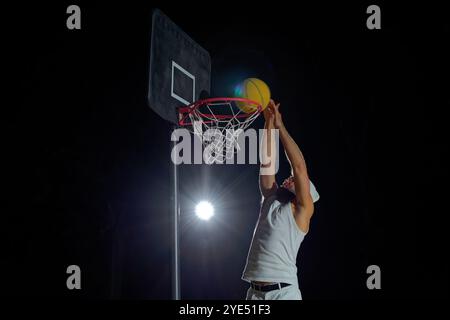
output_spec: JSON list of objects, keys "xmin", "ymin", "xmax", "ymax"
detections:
[{"xmin": 178, "ymin": 97, "xmax": 262, "ymax": 161}]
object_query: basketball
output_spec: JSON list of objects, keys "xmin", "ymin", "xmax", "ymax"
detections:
[{"xmin": 235, "ymin": 78, "xmax": 271, "ymax": 113}]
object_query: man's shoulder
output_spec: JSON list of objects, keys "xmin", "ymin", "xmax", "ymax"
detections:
[
  {"xmin": 261, "ymin": 194, "xmax": 281, "ymax": 212},
  {"xmin": 261, "ymin": 194, "xmax": 277, "ymax": 205}
]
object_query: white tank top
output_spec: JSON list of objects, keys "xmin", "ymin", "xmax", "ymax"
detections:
[{"xmin": 242, "ymin": 194, "xmax": 306, "ymax": 285}]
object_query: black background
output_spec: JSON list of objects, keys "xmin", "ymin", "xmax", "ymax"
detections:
[{"xmin": 2, "ymin": 2, "xmax": 449, "ymax": 299}]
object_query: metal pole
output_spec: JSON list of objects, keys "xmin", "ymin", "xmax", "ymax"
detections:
[{"xmin": 171, "ymin": 126, "xmax": 180, "ymax": 300}]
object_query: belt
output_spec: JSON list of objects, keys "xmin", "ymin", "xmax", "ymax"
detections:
[{"xmin": 250, "ymin": 282, "xmax": 291, "ymax": 292}]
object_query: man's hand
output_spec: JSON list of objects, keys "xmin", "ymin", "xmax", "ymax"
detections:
[{"xmin": 267, "ymin": 99, "xmax": 283, "ymax": 129}]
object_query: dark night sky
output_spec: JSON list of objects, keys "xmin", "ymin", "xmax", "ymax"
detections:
[{"xmin": 3, "ymin": 2, "xmax": 449, "ymax": 299}]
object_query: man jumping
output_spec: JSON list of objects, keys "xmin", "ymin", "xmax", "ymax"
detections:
[{"xmin": 242, "ymin": 99, "xmax": 320, "ymax": 300}]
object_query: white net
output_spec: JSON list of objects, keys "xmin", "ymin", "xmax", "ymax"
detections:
[{"xmin": 184, "ymin": 99, "xmax": 261, "ymax": 162}]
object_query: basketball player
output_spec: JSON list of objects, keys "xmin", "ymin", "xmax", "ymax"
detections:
[{"xmin": 242, "ymin": 99, "xmax": 320, "ymax": 300}]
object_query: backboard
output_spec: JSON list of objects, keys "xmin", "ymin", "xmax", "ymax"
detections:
[{"xmin": 148, "ymin": 9, "xmax": 211, "ymax": 125}]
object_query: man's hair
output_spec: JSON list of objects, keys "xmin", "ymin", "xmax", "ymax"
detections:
[{"xmin": 276, "ymin": 187, "xmax": 295, "ymax": 204}]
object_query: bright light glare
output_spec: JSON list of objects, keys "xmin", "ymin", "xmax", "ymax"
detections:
[{"xmin": 195, "ymin": 201, "xmax": 214, "ymax": 221}]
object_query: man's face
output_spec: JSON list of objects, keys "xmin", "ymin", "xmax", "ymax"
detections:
[{"xmin": 281, "ymin": 176, "xmax": 295, "ymax": 193}]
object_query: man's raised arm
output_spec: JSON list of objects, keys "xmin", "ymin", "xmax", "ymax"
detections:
[
  {"xmin": 271, "ymin": 102, "xmax": 314, "ymax": 232},
  {"xmin": 259, "ymin": 104, "xmax": 278, "ymax": 198}
]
